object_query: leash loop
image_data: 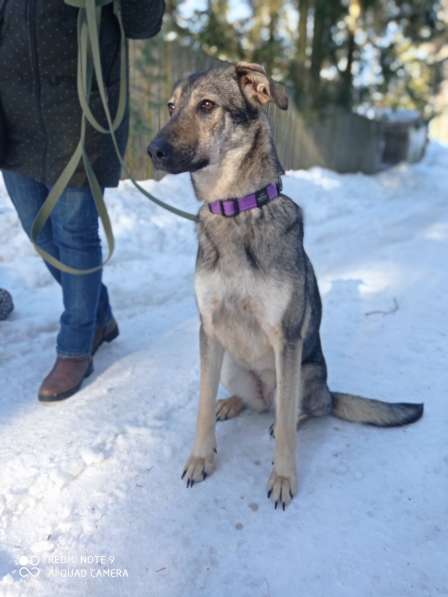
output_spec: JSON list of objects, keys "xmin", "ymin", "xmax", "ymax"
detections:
[{"xmin": 31, "ymin": 0, "xmax": 197, "ymax": 276}]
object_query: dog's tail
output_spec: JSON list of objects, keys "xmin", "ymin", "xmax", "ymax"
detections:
[{"xmin": 331, "ymin": 392, "xmax": 424, "ymax": 427}]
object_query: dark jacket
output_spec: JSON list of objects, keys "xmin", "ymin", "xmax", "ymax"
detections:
[{"xmin": 0, "ymin": 0, "xmax": 164, "ymax": 188}]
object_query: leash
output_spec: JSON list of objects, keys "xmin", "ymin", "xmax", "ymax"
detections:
[{"xmin": 31, "ymin": 0, "xmax": 197, "ymax": 276}]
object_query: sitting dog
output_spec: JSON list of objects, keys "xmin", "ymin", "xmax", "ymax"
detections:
[{"xmin": 148, "ymin": 62, "xmax": 423, "ymax": 510}]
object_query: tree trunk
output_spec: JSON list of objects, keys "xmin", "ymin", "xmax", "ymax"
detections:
[
  {"xmin": 297, "ymin": 0, "xmax": 309, "ymax": 69},
  {"xmin": 339, "ymin": 0, "xmax": 362, "ymax": 108},
  {"xmin": 265, "ymin": 10, "xmax": 279, "ymax": 75},
  {"xmin": 310, "ymin": 0, "xmax": 327, "ymax": 105},
  {"xmin": 340, "ymin": 30, "xmax": 355, "ymax": 108}
]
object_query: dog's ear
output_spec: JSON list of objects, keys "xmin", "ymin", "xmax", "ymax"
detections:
[{"xmin": 235, "ymin": 62, "xmax": 288, "ymax": 111}]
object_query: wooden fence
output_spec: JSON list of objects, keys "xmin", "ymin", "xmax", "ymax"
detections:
[
  {"xmin": 125, "ymin": 39, "xmax": 423, "ymax": 180},
  {"xmin": 126, "ymin": 38, "xmax": 218, "ymax": 179}
]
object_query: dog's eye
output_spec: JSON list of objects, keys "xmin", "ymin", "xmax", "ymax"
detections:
[
  {"xmin": 167, "ymin": 102, "xmax": 175, "ymax": 116},
  {"xmin": 198, "ymin": 99, "xmax": 216, "ymax": 113}
]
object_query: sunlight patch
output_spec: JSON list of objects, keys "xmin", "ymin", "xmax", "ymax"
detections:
[
  {"xmin": 320, "ymin": 263, "xmax": 404, "ymax": 297},
  {"xmin": 424, "ymin": 222, "xmax": 448, "ymax": 241}
]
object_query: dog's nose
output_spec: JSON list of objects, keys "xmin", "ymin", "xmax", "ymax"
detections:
[{"xmin": 147, "ymin": 138, "xmax": 172, "ymax": 164}]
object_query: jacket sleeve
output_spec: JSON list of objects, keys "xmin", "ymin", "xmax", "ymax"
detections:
[{"xmin": 121, "ymin": 0, "xmax": 165, "ymax": 40}]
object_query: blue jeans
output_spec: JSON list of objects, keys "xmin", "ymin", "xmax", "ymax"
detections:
[{"xmin": 3, "ymin": 170, "xmax": 113, "ymax": 357}]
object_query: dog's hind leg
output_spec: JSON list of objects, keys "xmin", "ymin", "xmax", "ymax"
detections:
[
  {"xmin": 216, "ymin": 395, "xmax": 245, "ymax": 421},
  {"xmin": 217, "ymin": 353, "xmax": 267, "ymax": 420},
  {"xmin": 267, "ymin": 339, "xmax": 303, "ymax": 510},
  {"xmin": 301, "ymin": 338, "xmax": 332, "ymax": 418},
  {"xmin": 182, "ymin": 325, "xmax": 224, "ymax": 487}
]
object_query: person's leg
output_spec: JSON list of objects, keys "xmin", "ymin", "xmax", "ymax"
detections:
[
  {"xmin": 4, "ymin": 172, "xmax": 116, "ymax": 400},
  {"xmin": 96, "ymin": 283, "xmax": 113, "ymax": 328},
  {"xmin": 50, "ymin": 185, "xmax": 113, "ymax": 357},
  {"xmin": 2, "ymin": 170, "xmax": 62, "ymax": 284},
  {"xmin": 2, "ymin": 171, "xmax": 112, "ymax": 329}
]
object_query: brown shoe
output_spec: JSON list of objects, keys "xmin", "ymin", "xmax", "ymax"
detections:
[
  {"xmin": 38, "ymin": 357, "xmax": 93, "ymax": 402},
  {"xmin": 92, "ymin": 318, "xmax": 119, "ymax": 355}
]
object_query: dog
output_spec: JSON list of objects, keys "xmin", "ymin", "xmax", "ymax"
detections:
[{"xmin": 147, "ymin": 62, "xmax": 424, "ymax": 510}]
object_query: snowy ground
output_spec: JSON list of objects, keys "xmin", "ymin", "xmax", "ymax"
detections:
[{"xmin": 0, "ymin": 144, "xmax": 447, "ymax": 597}]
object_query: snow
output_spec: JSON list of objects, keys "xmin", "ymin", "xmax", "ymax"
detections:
[{"xmin": 1, "ymin": 144, "xmax": 447, "ymax": 597}]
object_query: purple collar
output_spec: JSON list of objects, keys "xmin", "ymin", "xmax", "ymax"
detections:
[{"xmin": 208, "ymin": 181, "xmax": 282, "ymax": 217}]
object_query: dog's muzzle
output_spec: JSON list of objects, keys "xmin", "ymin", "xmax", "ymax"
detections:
[
  {"xmin": 147, "ymin": 137, "xmax": 208, "ymax": 174},
  {"xmin": 147, "ymin": 137, "xmax": 175, "ymax": 170}
]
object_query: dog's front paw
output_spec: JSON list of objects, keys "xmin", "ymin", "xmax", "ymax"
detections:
[
  {"xmin": 182, "ymin": 451, "xmax": 216, "ymax": 488},
  {"xmin": 267, "ymin": 468, "xmax": 297, "ymax": 510}
]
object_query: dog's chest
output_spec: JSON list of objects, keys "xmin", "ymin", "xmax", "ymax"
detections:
[{"xmin": 195, "ymin": 266, "xmax": 291, "ymax": 365}]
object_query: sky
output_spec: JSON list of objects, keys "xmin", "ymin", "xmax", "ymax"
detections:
[{"xmin": 179, "ymin": 0, "xmax": 252, "ymax": 22}]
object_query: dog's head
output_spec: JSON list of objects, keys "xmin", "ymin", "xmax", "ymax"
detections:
[{"xmin": 147, "ymin": 62, "xmax": 288, "ymax": 174}]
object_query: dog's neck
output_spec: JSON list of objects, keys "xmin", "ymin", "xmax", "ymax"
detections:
[{"xmin": 191, "ymin": 119, "xmax": 284, "ymax": 203}]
